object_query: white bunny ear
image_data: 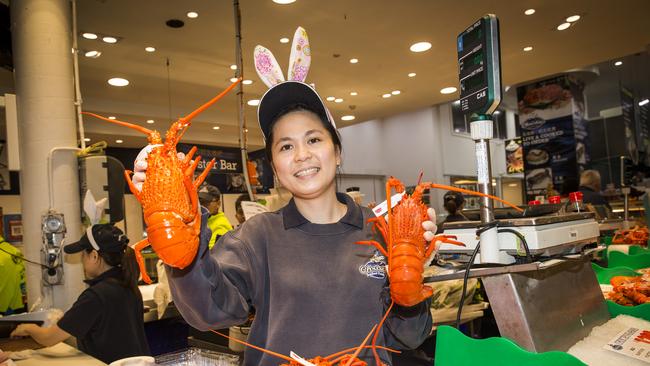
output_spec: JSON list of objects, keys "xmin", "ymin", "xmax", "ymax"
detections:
[
  {"xmin": 254, "ymin": 45, "xmax": 285, "ymax": 88},
  {"xmin": 287, "ymin": 26, "xmax": 311, "ymax": 82}
]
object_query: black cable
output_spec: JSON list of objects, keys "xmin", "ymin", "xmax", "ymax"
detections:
[
  {"xmin": 497, "ymin": 228, "xmax": 533, "ymax": 263},
  {"xmin": 456, "ymin": 241, "xmax": 480, "ymax": 329},
  {"xmin": 0, "ymin": 245, "xmax": 52, "ymax": 270}
]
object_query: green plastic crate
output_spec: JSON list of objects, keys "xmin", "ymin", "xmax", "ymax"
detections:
[
  {"xmin": 434, "ymin": 325, "xmax": 585, "ymax": 366},
  {"xmin": 608, "ymin": 251, "xmax": 650, "ymax": 270},
  {"xmin": 629, "ymin": 246, "xmax": 650, "ymax": 256},
  {"xmin": 591, "ymin": 263, "xmax": 650, "ymax": 321},
  {"xmin": 591, "ymin": 263, "xmax": 639, "ymax": 284}
]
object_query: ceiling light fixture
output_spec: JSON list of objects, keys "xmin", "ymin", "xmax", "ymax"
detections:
[
  {"xmin": 524, "ymin": 9, "xmax": 535, "ymax": 15},
  {"xmin": 440, "ymin": 87, "xmax": 457, "ymax": 94},
  {"xmin": 349, "ymin": 58, "xmax": 358, "ymax": 64},
  {"xmin": 350, "ymin": 91, "xmax": 358, "ymax": 96},
  {"xmin": 280, "ymin": 37, "xmax": 290, "ymax": 43},
  {"xmin": 187, "ymin": 11, "xmax": 198, "ymax": 18},
  {"xmin": 244, "ymin": 128, "xmax": 249, "ymax": 132},
  {"xmin": 108, "ymin": 78, "xmax": 129, "ymax": 87},
  {"xmin": 335, "ymin": 98, "xmax": 343, "ymax": 103},
  {"xmin": 326, "ymin": 96, "xmax": 335, "ymax": 101},
  {"xmin": 102, "ymin": 36, "xmax": 118, "ymax": 44},
  {"xmin": 84, "ymin": 138, "xmax": 91, "ymax": 142},
  {"xmin": 566, "ymin": 15, "xmax": 580, "ymax": 22},
  {"xmin": 146, "ymin": 120, "xmax": 154, "ymax": 124},
  {"xmin": 145, "ymin": 46, "xmax": 156, "ymax": 52},
  {"xmin": 247, "ymin": 99, "xmax": 260, "ymax": 106},
  {"xmin": 382, "ymin": 93, "xmax": 392, "ymax": 98},
  {"xmin": 115, "ymin": 139, "xmax": 123, "ymax": 144},
  {"xmin": 108, "ymin": 116, "xmax": 116, "ymax": 120},
  {"xmin": 230, "ymin": 64, "xmax": 237, "ymax": 70},
  {"xmin": 82, "ymin": 32, "xmax": 98, "ymax": 40},
  {"xmin": 410, "ymin": 41, "xmax": 432, "ymax": 53},
  {"xmin": 523, "ymin": 46, "xmax": 533, "ymax": 52},
  {"xmin": 272, "ymin": 0, "xmax": 296, "ymax": 4},
  {"xmin": 84, "ymin": 50, "xmax": 101, "ymax": 58},
  {"xmin": 614, "ymin": 61, "xmax": 623, "ymax": 66},
  {"xmin": 341, "ymin": 115, "xmax": 355, "ymax": 121},
  {"xmin": 557, "ymin": 22, "xmax": 571, "ymax": 31},
  {"xmin": 213, "ymin": 126, "xmax": 221, "ymax": 130},
  {"xmin": 408, "ymin": 72, "xmax": 416, "ymax": 77},
  {"xmin": 640, "ymin": 99, "xmax": 650, "ymax": 107},
  {"xmin": 230, "ymin": 77, "xmax": 239, "ymax": 83},
  {"xmin": 391, "ymin": 90, "xmax": 401, "ymax": 95},
  {"xmin": 242, "ymin": 79, "xmax": 253, "ymax": 85}
]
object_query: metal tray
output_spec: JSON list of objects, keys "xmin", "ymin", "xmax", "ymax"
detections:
[{"xmin": 155, "ymin": 347, "xmax": 240, "ymax": 366}]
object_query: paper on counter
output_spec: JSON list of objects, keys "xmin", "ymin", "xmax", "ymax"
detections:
[{"xmin": 604, "ymin": 327, "xmax": 650, "ymax": 363}]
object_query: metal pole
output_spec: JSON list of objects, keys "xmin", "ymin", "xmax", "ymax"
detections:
[
  {"xmin": 71, "ymin": 0, "xmax": 85, "ymax": 149},
  {"xmin": 233, "ymin": 0, "xmax": 254, "ymax": 200}
]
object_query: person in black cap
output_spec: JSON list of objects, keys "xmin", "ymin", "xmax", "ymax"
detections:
[
  {"xmin": 198, "ymin": 184, "xmax": 233, "ymax": 249},
  {"xmin": 11, "ymin": 224, "xmax": 149, "ymax": 364},
  {"xmin": 131, "ymin": 27, "xmax": 435, "ymax": 365},
  {"xmin": 436, "ymin": 191, "xmax": 468, "ymax": 234}
]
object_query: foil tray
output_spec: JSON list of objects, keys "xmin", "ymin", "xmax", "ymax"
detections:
[{"xmin": 155, "ymin": 347, "xmax": 240, "ymax": 366}]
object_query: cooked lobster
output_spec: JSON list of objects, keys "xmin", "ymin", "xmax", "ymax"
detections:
[
  {"xmin": 357, "ymin": 176, "xmax": 523, "ymax": 307},
  {"xmin": 609, "ymin": 275, "xmax": 650, "ymax": 306},
  {"xmin": 612, "ymin": 225, "xmax": 649, "ymax": 245},
  {"xmin": 82, "ymin": 79, "xmax": 240, "ymax": 283}
]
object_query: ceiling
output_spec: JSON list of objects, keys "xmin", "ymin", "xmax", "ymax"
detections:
[{"xmin": 12, "ymin": 0, "xmax": 650, "ymax": 149}]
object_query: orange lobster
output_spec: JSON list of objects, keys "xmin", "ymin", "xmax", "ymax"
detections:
[
  {"xmin": 608, "ymin": 275, "xmax": 650, "ymax": 306},
  {"xmin": 82, "ymin": 79, "xmax": 241, "ymax": 283},
  {"xmin": 212, "ymin": 302, "xmax": 397, "ymax": 366},
  {"xmin": 612, "ymin": 225, "xmax": 649, "ymax": 245},
  {"xmin": 357, "ymin": 176, "xmax": 523, "ymax": 307}
]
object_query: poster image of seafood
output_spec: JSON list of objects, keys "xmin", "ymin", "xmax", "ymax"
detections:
[
  {"xmin": 505, "ymin": 138, "xmax": 524, "ymax": 174},
  {"xmin": 621, "ymin": 87, "xmax": 639, "ymax": 164},
  {"xmin": 517, "ymin": 76, "xmax": 579, "ymax": 199}
]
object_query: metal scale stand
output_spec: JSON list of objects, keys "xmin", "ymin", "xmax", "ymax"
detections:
[{"xmin": 428, "ymin": 14, "xmax": 610, "ymax": 353}]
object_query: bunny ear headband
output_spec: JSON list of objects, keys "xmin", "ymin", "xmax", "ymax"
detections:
[{"xmin": 254, "ymin": 27, "xmax": 337, "ymax": 143}]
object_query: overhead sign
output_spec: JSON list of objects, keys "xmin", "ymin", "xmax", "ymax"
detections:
[{"xmin": 457, "ymin": 14, "xmax": 502, "ymax": 116}]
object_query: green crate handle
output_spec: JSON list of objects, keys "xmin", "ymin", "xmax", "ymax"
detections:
[
  {"xmin": 434, "ymin": 325, "xmax": 585, "ymax": 366},
  {"xmin": 608, "ymin": 251, "xmax": 650, "ymax": 270},
  {"xmin": 606, "ymin": 300, "xmax": 650, "ymax": 321}
]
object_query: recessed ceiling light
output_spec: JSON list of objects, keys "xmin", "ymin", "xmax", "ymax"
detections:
[
  {"xmin": 213, "ymin": 126, "xmax": 221, "ymax": 130},
  {"xmin": 244, "ymin": 128, "xmax": 249, "ymax": 132},
  {"xmin": 440, "ymin": 87, "xmax": 457, "ymax": 94},
  {"xmin": 146, "ymin": 119, "xmax": 154, "ymax": 124},
  {"xmin": 229, "ymin": 77, "xmax": 239, "ymax": 83},
  {"xmin": 557, "ymin": 22, "xmax": 571, "ymax": 31},
  {"xmin": 108, "ymin": 77, "xmax": 129, "ymax": 87},
  {"xmin": 566, "ymin": 15, "xmax": 580, "ymax": 22},
  {"xmin": 102, "ymin": 36, "xmax": 118, "ymax": 44},
  {"xmin": 230, "ymin": 64, "xmax": 237, "ymax": 70},
  {"xmin": 410, "ymin": 41, "xmax": 432, "ymax": 53},
  {"xmin": 524, "ymin": 9, "xmax": 535, "ymax": 15},
  {"xmin": 108, "ymin": 116, "xmax": 116, "ymax": 120},
  {"xmin": 349, "ymin": 58, "xmax": 358, "ymax": 64},
  {"xmin": 453, "ymin": 100, "xmax": 460, "ymax": 105},
  {"xmin": 84, "ymin": 50, "xmax": 101, "ymax": 58},
  {"xmin": 335, "ymin": 98, "xmax": 343, "ymax": 103},
  {"xmin": 242, "ymin": 79, "xmax": 253, "ymax": 85},
  {"xmin": 350, "ymin": 91, "xmax": 358, "ymax": 96},
  {"xmin": 614, "ymin": 61, "xmax": 623, "ymax": 66},
  {"xmin": 391, "ymin": 90, "xmax": 401, "ymax": 95},
  {"xmin": 382, "ymin": 93, "xmax": 392, "ymax": 98},
  {"xmin": 280, "ymin": 37, "xmax": 290, "ymax": 43},
  {"xmin": 341, "ymin": 115, "xmax": 355, "ymax": 121},
  {"xmin": 408, "ymin": 72, "xmax": 416, "ymax": 77},
  {"xmin": 639, "ymin": 99, "xmax": 649, "ymax": 107},
  {"xmin": 523, "ymin": 46, "xmax": 533, "ymax": 52},
  {"xmin": 82, "ymin": 32, "xmax": 98, "ymax": 40},
  {"xmin": 273, "ymin": 0, "xmax": 296, "ymax": 4},
  {"xmin": 326, "ymin": 96, "xmax": 335, "ymax": 101},
  {"xmin": 145, "ymin": 46, "xmax": 156, "ymax": 52},
  {"xmin": 84, "ymin": 138, "xmax": 91, "ymax": 142},
  {"xmin": 247, "ymin": 99, "xmax": 260, "ymax": 106},
  {"xmin": 494, "ymin": 110, "xmax": 501, "ymax": 114},
  {"xmin": 115, "ymin": 139, "xmax": 123, "ymax": 144},
  {"xmin": 187, "ymin": 11, "xmax": 198, "ymax": 18}
]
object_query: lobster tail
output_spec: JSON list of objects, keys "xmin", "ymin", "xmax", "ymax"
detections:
[{"xmin": 145, "ymin": 212, "xmax": 200, "ymax": 269}]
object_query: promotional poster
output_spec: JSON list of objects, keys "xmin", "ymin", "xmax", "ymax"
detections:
[{"xmin": 505, "ymin": 138, "xmax": 524, "ymax": 174}]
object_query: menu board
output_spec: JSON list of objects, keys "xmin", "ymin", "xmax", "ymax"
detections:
[
  {"xmin": 621, "ymin": 87, "xmax": 638, "ymax": 164},
  {"xmin": 505, "ymin": 138, "xmax": 524, "ymax": 174}
]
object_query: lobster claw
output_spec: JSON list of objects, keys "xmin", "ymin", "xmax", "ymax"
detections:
[{"xmin": 434, "ymin": 234, "xmax": 466, "ymax": 247}]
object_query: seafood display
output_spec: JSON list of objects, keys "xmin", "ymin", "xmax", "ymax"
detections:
[
  {"xmin": 357, "ymin": 177, "xmax": 523, "ymax": 307},
  {"xmin": 612, "ymin": 226, "xmax": 649, "ymax": 246},
  {"xmin": 83, "ymin": 79, "xmax": 241, "ymax": 283},
  {"xmin": 608, "ymin": 275, "xmax": 650, "ymax": 306}
]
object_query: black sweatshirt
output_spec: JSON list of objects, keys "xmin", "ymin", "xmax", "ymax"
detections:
[{"xmin": 166, "ymin": 193, "xmax": 432, "ymax": 365}]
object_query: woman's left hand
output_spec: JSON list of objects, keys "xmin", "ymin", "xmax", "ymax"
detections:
[
  {"xmin": 422, "ymin": 208, "xmax": 438, "ymax": 241},
  {"xmin": 10, "ymin": 324, "xmax": 33, "ymax": 338}
]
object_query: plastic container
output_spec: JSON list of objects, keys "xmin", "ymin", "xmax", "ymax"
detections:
[
  {"xmin": 434, "ymin": 325, "xmax": 585, "ymax": 366},
  {"xmin": 548, "ymin": 195, "xmax": 561, "ymax": 204},
  {"xmin": 155, "ymin": 348, "xmax": 239, "ymax": 366},
  {"xmin": 608, "ymin": 251, "xmax": 650, "ymax": 270},
  {"xmin": 590, "ymin": 263, "xmax": 650, "ymax": 321},
  {"xmin": 591, "ymin": 263, "xmax": 638, "ymax": 284},
  {"xmin": 568, "ymin": 191, "xmax": 584, "ymax": 213}
]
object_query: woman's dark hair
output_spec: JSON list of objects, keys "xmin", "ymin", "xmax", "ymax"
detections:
[
  {"xmin": 443, "ymin": 192, "xmax": 464, "ymax": 215},
  {"xmin": 444, "ymin": 199, "xmax": 458, "ymax": 215},
  {"xmin": 264, "ymin": 103, "xmax": 342, "ymax": 163},
  {"xmin": 85, "ymin": 241, "xmax": 141, "ymax": 298}
]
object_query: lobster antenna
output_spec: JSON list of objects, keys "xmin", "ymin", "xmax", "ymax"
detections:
[
  {"xmin": 371, "ymin": 300, "xmax": 395, "ymax": 366},
  {"xmin": 428, "ymin": 183, "xmax": 524, "ymax": 213},
  {"xmin": 209, "ymin": 329, "xmax": 294, "ymax": 363},
  {"xmin": 341, "ymin": 324, "xmax": 377, "ymax": 366},
  {"xmin": 81, "ymin": 112, "xmax": 153, "ymax": 135}
]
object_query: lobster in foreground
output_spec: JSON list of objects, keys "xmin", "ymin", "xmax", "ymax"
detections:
[
  {"xmin": 357, "ymin": 176, "xmax": 524, "ymax": 307},
  {"xmin": 211, "ymin": 302, "xmax": 397, "ymax": 366},
  {"xmin": 82, "ymin": 79, "xmax": 241, "ymax": 283}
]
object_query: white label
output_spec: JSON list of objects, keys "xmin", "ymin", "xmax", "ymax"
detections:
[
  {"xmin": 241, "ymin": 201, "xmax": 269, "ymax": 221},
  {"xmin": 603, "ymin": 327, "xmax": 650, "ymax": 363},
  {"xmin": 372, "ymin": 192, "xmax": 405, "ymax": 217},
  {"xmin": 290, "ymin": 351, "xmax": 316, "ymax": 366},
  {"xmin": 476, "ymin": 142, "xmax": 489, "ymax": 184}
]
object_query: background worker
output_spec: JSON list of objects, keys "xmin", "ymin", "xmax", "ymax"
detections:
[
  {"xmin": 0, "ymin": 236, "xmax": 26, "ymax": 315},
  {"xmin": 436, "ymin": 191, "xmax": 468, "ymax": 234},
  {"xmin": 579, "ymin": 169, "xmax": 612, "ymax": 211},
  {"xmin": 198, "ymin": 184, "xmax": 233, "ymax": 248}
]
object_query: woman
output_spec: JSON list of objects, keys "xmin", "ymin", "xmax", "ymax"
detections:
[
  {"xmin": 132, "ymin": 28, "xmax": 435, "ymax": 365},
  {"xmin": 10, "ymin": 224, "xmax": 150, "ymax": 364},
  {"xmin": 436, "ymin": 191, "xmax": 468, "ymax": 234}
]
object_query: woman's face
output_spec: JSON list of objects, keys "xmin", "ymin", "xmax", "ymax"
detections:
[
  {"xmin": 270, "ymin": 110, "xmax": 340, "ymax": 200},
  {"xmin": 81, "ymin": 250, "xmax": 100, "ymax": 278}
]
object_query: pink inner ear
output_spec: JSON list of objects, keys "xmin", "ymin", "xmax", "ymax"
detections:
[
  {"xmin": 254, "ymin": 45, "xmax": 285, "ymax": 88},
  {"xmin": 287, "ymin": 27, "xmax": 311, "ymax": 82}
]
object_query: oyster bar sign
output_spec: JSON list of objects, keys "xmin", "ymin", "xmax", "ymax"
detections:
[{"xmin": 178, "ymin": 143, "xmax": 242, "ymax": 174}]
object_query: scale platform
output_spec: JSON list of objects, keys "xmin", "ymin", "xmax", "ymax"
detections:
[{"xmin": 438, "ymin": 212, "xmax": 600, "ymax": 262}]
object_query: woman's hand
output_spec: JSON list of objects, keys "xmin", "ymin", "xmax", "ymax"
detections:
[
  {"xmin": 131, "ymin": 144, "xmax": 184, "ymax": 192},
  {"xmin": 422, "ymin": 208, "xmax": 438, "ymax": 241},
  {"xmin": 10, "ymin": 323, "xmax": 35, "ymax": 338}
]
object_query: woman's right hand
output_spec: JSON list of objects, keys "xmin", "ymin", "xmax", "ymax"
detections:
[{"xmin": 131, "ymin": 145, "xmax": 184, "ymax": 192}]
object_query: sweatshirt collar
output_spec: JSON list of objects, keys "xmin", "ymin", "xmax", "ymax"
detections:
[
  {"xmin": 84, "ymin": 266, "xmax": 123, "ymax": 286},
  {"xmin": 282, "ymin": 192, "xmax": 364, "ymax": 230}
]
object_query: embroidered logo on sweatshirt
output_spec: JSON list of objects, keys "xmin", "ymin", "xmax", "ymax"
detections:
[{"xmin": 359, "ymin": 251, "xmax": 386, "ymax": 280}]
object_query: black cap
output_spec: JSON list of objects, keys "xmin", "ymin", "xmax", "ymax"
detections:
[
  {"xmin": 64, "ymin": 224, "xmax": 128, "ymax": 254},
  {"xmin": 443, "ymin": 191, "xmax": 465, "ymax": 207},
  {"xmin": 198, "ymin": 184, "xmax": 221, "ymax": 204},
  {"xmin": 257, "ymin": 81, "xmax": 336, "ymax": 143}
]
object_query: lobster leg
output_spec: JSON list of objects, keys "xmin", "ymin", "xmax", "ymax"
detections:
[
  {"xmin": 424, "ymin": 235, "xmax": 465, "ymax": 259},
  {"xmin": 133, "ymin": 239, "xmax": 152, "ymax": 284},
  {"xmin": 193, "ymin": 158, "xmax": 216, "ymax": 188},
  {"xmin": 123, "ymin": 170, "xmax": 143, "ymax": 202},
  {"xmin": 367, "ymin": 216, "xmax": 389, "ymax": 243},
  {"xmin": 356, "ymin": 240, "xmax": 389, "ymax": 258},
  {"xmin": 182, "ymin": 146, "xmax": 198, "ymax": 166}
]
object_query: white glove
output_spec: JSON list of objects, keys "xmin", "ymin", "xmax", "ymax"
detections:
[
  {"xmin": 132, "ymin": 144, "xmax": 185, "ymax": 192},
  {"xmin": 422, "ymin": 207, "xmax": 438, "ymax": 242}
]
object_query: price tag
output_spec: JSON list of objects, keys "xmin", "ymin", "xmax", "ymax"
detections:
[
  {"xmin": 372, "ymin": 192, "xmax": 405, "ymax": 217},
  {"xmin": 290, "ymin": 351, "xmax": 316, "ymax": 366}
]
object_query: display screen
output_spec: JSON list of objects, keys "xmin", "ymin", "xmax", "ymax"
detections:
[
  {"xmin": 460, "ymin": 49, "xmax": 484, "ymax": 72},
  {"xmin": 461, "ymin": 70, "xmax": 485, "ymax": 93},
  {"xmin": 463, "ymin": 26, "xmax": 483, "ymax": 48}
]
